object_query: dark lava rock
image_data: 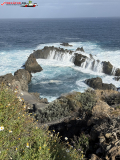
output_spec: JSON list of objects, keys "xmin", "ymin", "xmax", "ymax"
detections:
[
  {"xmin": 102, "ymin": 61, "xmax": 113, "ymax": 75},
  {"xmin": 0, "ymin": 73, "xmax": 14, "ymax": 85},
  {"xmin": 74, "ymin": 53, "xmax": 87, "ymax": 66},
  {"xmin": 25, "ymin": 54, "xmax": 43, "ymax": 73},
  {"xmin": 115, "ymin": 68, "xmax": 120, "ymax": 76},
  {"xmin": 60, "ymin": 43, "xmax": 72, "ymax": 47},
  {"xmin": 114, "ymin": 76, "xmax": 120, "ymax": 81},
  {"xmin": 85, "ymin": 77, "xmax": 103, "ymax": 90},
  {"xmin": 76, "ymin": 47, "xmax": 84, "ymax": 52},
  {"xmin": 85, "ymin": 77, "xmax": 117, "ymax": 90},
  {"xmin": 32, "ymin": 46, "xmax": 73, "ymax": 59}
]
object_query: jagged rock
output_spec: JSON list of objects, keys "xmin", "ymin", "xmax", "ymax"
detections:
[
  {"xmin": 85, "ymin": 77, "xmax": 117, "ymax": 90},
  {"xmin": 102, "ymin": 61, "xmax": 113, "ymax": 75},
  {"xmin": 115, "ymin": 68, "xmax": 120, "ymax": 76},
  {"xmin": 0, "ymin": 73, "xmax": 14, "ymax": 85},
  {"xmin": 32, "ymin": 46, "xmax": 73, "ymax": 59},
  {"xmin": 14, "ymin": 69, "xmax": 32, "ymax": 83},
  {"xmin": 14, "ymin": 69, "xmax": 32, "ymax": 91},
  {"xmin": 60, "ymin": 43, "xmax": 72, "ymax": 46},
  {"xmin": 74, "ymin": 53, "xmax": 87, "ymax": 66},
  {"xmin": 76, "ymin": 47, "xmax": 84, "ymax": 52},
  {"xmin": 114, "ymin": 76, "xmax": 120, "ymax": 81},
  {"xmin": 25, "ymin": 54, "xmax": 43, "ymax": 73}
]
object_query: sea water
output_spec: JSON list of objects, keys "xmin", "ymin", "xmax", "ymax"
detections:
[{"xmin": 0, "ymin": 18, "xmax": 120, "ymax": 101}]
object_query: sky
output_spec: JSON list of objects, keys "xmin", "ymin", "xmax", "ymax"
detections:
[{"xmin": 0, "ymin": 0, "xmax": 120, "ymax": 18}]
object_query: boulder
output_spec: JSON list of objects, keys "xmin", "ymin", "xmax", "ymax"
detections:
[
  {"xmin": 76, "ymin": 47, "xmax": 84, "ymax": 52},
  {"xmin": 74, "ymin": 53, "xmax": 87, "ymax": 66},
  {"xmin": 85, "ymin": 77, "xmax": 102, "ymax": 89},
  {"xmin": 25, "ymin": 54, "xmax": 43, "ymax": 73},
  {"xmin": 102, "ymin": 61, "xmax": 113, "ymax": 75},
  {"xmin": 85, "ymin": 77, "xmax": 117, "ymax": 91},
  {"xmin": 115, "ymin": 68, "xmax": 120, "ymax": 76},
  {"xmin": 114, "ymin": 76, "xmax": 120, "ymax": 81}
]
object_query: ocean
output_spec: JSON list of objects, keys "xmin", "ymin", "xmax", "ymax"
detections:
[{"xmin": 0, "ymin": 18, "xmax": 120, "ymax": 101}]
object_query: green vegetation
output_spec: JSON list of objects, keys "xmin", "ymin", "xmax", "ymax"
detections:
[
  {"xmin": 0, "ymin": 83, "xmax": 85, "ymax": 160},
  {"xmin": 78, "ymin": 89, "xmax": 96, "ymax": 111}
]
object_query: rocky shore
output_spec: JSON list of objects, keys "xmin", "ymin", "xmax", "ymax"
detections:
[{"xmin": 1, "ymin": 46, "xmax": 120, "ymax": 159}]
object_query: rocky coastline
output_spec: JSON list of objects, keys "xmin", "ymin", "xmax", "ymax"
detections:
[{"xmin": 1, "ymin": 45, "xmax": 120, "ymax": 159}]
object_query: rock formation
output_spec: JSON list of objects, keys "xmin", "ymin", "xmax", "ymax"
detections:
[
  {"xmin": 25, "ymin": 54, "xmax": 43, "ymax": 73},
  {"xmin": 85, "ymin": 77, "xmax": 117, "ymax": 90},
  {"xmin": 76, "ymin": 47, "xmax": 84, "ymax": 52}
]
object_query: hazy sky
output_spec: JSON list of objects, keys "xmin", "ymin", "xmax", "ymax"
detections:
[{"xmin": 0, "ymin": 0, "xmax": 120, "ymax": 18}]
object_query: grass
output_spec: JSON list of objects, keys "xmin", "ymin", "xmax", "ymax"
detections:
[{"xmin": 0, "ymin": 83, "xmax": 85, "ymax": 160}]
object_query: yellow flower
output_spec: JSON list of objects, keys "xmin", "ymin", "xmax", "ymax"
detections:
[
  {"xmin": 16, "ymin": 148, "xmax": 17, "ymax": 151},
  {"xmin": 0, "ymin": 126, "xmax": 4, "ymax": 131},
  {"xmin": 39, "ymin": 147, "xmax": 41, "ymax": 150}
]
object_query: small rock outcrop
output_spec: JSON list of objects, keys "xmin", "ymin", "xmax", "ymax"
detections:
[
  {"xmin": 74, "ymin": 53, "xmax": 87, "ymax": 66},
  {"xmin": 25, "ymin": 54, "xmax": 43, "ymax": 73},
  {"xmin": 115, "ymin": 68, "xmax": 120, "ymax": 76},
  {"xmin": 60, "ymin": 43, "xmax": 72, "ymax": 47},
  {"xmin": 76, "ymin": 47, "xmax": 84, "ymax": 52},
  {"xmin": 102, "ymin": 61, "xmax": 113, "ymax": 75},
  {"xmin": 114, "ymin": 76, "xmax": 120, "ymax": 81},
  {"xmin": 32, "ymin": 46, "xmax": 73, "ymax": 59},
  {"xmin": 85, "ymin": 77, "xmax": 117, "ymax": 90}
]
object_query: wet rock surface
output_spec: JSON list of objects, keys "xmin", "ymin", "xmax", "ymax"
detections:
[
  {"xmin": 76, "ymin": 47, "xmax": 84, "ymax": 52},
  {"xmin": 74, "ymin": 53, "xmax": 87, "ymax": 66},
  {"xmin": 85, "ymin": 77, "xmax": 117, "ymax": 90},
  {"xmin": 102, "ymin": 61, "xmax": 113, "ymax": 75}
]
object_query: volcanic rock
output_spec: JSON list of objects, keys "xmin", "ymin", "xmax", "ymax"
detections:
[
  {"xmin": 102, "ymin": 61, "xmax": 113, "ymax": 75},
  {"xmin": 76, "ymin": 47, "xmax": 84, "ymax": 52},
  {"xmin": 115, "ymin": 68, "xmax": 120, "ymax": 76},
  {"xmin": 0, "ymin": 73, "xmax": 14, "ymax": 85},
  {"xmin": 85, "ymin": 77, "xmax": 117, "ymax": 90},
  {"xmin": 25, "ymin": 54, "xmax": 43, "ymax": 73},
  {"xmin": 74, "ymin": 53, "xmax": 87, "ymax": 66},
  {"xmin": 114, "ymin": 76, "xmax": 120, "ymax": 81},
  {"xmin": 32, "ymin": 46, "xmax": 73, "ymax": 59}
]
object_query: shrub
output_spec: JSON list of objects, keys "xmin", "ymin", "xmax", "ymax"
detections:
[{"xmin": 0, "ymin": 83, "xmax": 84, "ymax": 160}]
